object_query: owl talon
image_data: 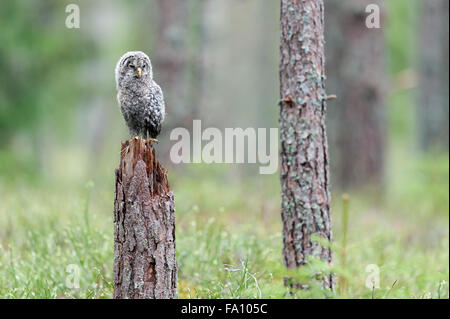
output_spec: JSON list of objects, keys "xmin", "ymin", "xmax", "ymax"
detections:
[{"xmin": 146, "ymin": 138, "xmax": 158, "ymax": 144}]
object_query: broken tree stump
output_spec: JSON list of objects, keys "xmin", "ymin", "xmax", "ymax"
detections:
[{"xmin": 113, "ymin": 136, "xmax": 177, "ymax": 299}]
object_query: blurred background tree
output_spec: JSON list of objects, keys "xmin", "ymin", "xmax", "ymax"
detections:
[
  {"xmin": 325, "ymin": 0, "xmax": 387, "ymax": 191},
  {"xmin": 0, "ymin": 0, "xmax": 447, "ymax": 196},
  {"xmin": 417, "ymin": 0, "xmax": 449, "ymax": 152},
  {"xmin": 154, "ymin": 0, "xmax": 208, "ymax": 158}
]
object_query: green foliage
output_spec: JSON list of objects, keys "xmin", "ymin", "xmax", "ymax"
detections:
[
  {"xmin": 386, "ymin": 0, "xmax": 419, "ymax": 75},
  {"xmin": 0, "ymin": 1, "xmax": 97, "ymax": 142},
  {"xmin": 385, "ymin": 0, "xmax": 420, "ymax": 146}
]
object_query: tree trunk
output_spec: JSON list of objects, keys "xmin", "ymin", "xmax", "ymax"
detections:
[
  {"xmin": 155, "ymin": 0, "xmax": 206, "ymax": 161},
  {"xmin": 113, "ymin": 137, "xmax": 177, "ymax": 299},
  {"xmin": 184, "ymin": 0, "xmax": 207, "ymax": 129},
  {"xmin": 155, "ymin": 0, "xmax": 188, "ymax": 128},
  {"xmin": 325, "ymin": 0, "xmax": 386, "ymax": 190},
  {"xmin": 418, "ymin": 0, "xmax": 449, "ymax": 151},
  {"xmin": 279, "ymin": 0, "xmax": 334, "ymax": 290}
]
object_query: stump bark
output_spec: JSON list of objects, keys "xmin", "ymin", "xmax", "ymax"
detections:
[{"xmin": 113, "ymin": 136, "xmax": 177, "ymax": 299}]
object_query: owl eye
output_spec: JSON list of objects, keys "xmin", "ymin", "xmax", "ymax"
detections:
[
  {"xmin": 142, "ymin": 64, "xmax": 146, "ymax": 69},
  {"xmin": 128, "ymin": 63, "xmax": 135, "ymax": 69}
]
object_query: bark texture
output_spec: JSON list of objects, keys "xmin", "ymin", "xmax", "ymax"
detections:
[
  {"xmin": 113, "ymin": 137, "xmax": 177, "ymax": 299},
  {"xmin": 418, "ymin": 0, "xmax": 449, "ymax": 151},
  {"xmin": 325, "ymin": 0, "xmax": 386, "ymax": 189},
  {"xmin": 279, "ymin": 0, "xmax": 334, "ymax": 289}
]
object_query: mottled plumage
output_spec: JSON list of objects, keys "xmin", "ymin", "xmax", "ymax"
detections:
[{"xmin": 115, "ymin": 51, "xmax": 165, "ymax": 139}]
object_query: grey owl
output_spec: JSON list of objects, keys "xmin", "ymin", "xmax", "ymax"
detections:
[{"xmin": 115, "ymin": 51, "xmax": 165, "ymax": 141}]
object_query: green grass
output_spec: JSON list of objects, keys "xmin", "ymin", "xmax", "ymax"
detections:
[{"xmin": 0, "ymin": 151, "xmax": 448, "ymax": 299}]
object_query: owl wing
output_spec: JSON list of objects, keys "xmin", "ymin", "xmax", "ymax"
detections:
[{"xmin": 143, "ymin": 82, "xmax": 165, "ymax": 138}]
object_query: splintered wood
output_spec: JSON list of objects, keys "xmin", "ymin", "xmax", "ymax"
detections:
[{"xmin": 113, "ymin": 137, "xmax": 177, "ymax": 299}]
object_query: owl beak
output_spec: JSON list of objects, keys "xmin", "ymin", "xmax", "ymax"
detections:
[{"xmin": 135, "ymin": 67, "xmax": 142, "ymax": 78}]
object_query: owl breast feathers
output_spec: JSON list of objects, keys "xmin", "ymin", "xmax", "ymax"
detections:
[{"xmin": 115, "ymin": 51, "xmax": 165, "ymax": 139}]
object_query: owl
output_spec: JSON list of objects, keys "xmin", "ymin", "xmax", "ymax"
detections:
[{"xmin": 115, "ymin": 51, "xmax": 165, "ymax": 142}]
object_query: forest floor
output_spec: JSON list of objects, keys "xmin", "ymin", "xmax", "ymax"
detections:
[{"xmin": 0, "ymin": 150, "xmax": 448, "ymax": 299}]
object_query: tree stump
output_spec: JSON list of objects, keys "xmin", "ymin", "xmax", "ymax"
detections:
[{"xmin": 113, "ymin": 136, "xmax": 177, "ymax": 299}]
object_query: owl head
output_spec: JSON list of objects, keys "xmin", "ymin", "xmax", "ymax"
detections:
[{"xmin": 115, "ymin": 51, "xmax": 153, "ymax": 89}]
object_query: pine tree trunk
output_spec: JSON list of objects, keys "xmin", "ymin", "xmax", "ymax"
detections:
[
  {"xmin": 418, "ymin": 0, "xmax": 449, "ymax": 151},
  {"xmin": 113, "ymin": 137, "xmax": 177, "ymax": 299},
  {"xmin": 155, "ymin": 0, "xmax": 206, "ymax": 160},
  {"xmin": 155, "ymin": 0, "xmax": 188, "ymax": 128},
  {"xmin": 325, "ymin": 0, "xmax": 386, "ymax": 189},
  {"xmin": 279, "ymin": 0, "xmax": 334, "ymax": 290}
]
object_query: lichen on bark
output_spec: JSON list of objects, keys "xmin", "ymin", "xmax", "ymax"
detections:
[{"xmin": 279, "ymin": 0, "xmax": 334, "ymax": 290}]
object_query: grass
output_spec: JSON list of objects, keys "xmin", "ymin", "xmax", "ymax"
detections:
[{"xmin": 0, "ymin": 149, "xmax": 448, "ymax": 299}]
